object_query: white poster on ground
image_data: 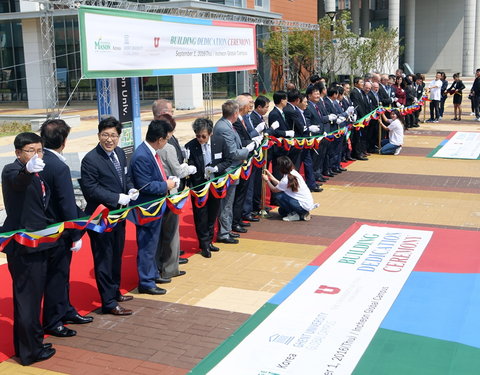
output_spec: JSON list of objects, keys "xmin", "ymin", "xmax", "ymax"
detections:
[
  {"xmin": 433, "ymin": 132, "xmax": 480, "ymax": 159},
  {"xmin": 208, "ymin": 225, "xmax": 433, "ymax": 375}
]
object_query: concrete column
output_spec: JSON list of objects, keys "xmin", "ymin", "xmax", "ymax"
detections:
[
  {"xmin": 22, "ymin": 18, "xmax": 48, "ymax": 109},
  {"xmin": 388, "ymin": 0, "xmax": 400, "ymax": 69},
  {"xmin": 173, "ymin": 74, "xmax": 203, "ymax": 110},
  {"xmin": 351, "ymin": 0, "xmax": 360, "ymax": 35},
  {"xmin": 463, "ymin": 0, "xmax": 476, "ymax": 76},
  {"xmin": 360, "ymin": 0, "xmax": 369, "ymax": 36},
  {"xmin": 474, "ymin": 0, "xmax": 480, "ymax": 72},
  {"xmin": 405, "ymin": 0, "xmax": 415, "ymax": 71}
]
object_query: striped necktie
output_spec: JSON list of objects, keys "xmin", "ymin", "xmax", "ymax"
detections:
[{"xmin": 109, "ymin": 152, "xmax": 123, "ymax": 184}]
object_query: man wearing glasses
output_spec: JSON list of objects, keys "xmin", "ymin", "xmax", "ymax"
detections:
[
  {"xmin": 80, "ymin": 117, "xmax": 138, "ymax": 316},
  {"xmin": 2, "ymin": 132, "xmax": 56, "ymax": 365}
]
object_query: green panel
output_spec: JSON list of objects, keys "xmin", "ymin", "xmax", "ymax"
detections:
[
  {"xmin": 189, "ymin": 303, "xmax": 277, "ymax": 375},
  {"xmin": 352, "ymin": 328, "xmax": 480, "ymax": 375}
]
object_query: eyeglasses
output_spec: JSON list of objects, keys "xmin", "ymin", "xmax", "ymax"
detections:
[
  {"xmin": 99, "ymin": 133, "xmax": 119, "ymax": 140},
  {"xmin": 22, "ymin": 148, "xmax": 44, "ymax": 155},
  {"xmin": 195, "ymin": 134, "xmax": 208, "ymax": 140}
]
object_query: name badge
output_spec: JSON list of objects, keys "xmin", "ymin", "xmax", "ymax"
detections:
[
  {"xmin": 124, "ymin": 167, "xmax": 128, "ymax": 174},
  {"xmin": 214, "ymin": 152, "xmax": 222, "ymax": 159}
]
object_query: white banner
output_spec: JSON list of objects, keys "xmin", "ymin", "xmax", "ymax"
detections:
[
  {"xmin": 433, "ymin": 132, "xmax": 480, "ymax": 159},
  {"xmin": 79, "ymin": 6, "xmax": 257, "ymax": 78},
  {"xmin": 208, "ymin": 225, "xmax": 433, "ymax": 375}
]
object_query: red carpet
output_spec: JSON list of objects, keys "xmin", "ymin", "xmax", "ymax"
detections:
[{"xmin": 0, "ymin": 198, "xmax": 200, "ymax": 362}]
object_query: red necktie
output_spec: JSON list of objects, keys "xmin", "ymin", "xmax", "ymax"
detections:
[{"xmin": 154, "ymin": 153, "xmax": 167, "ymax": 180}]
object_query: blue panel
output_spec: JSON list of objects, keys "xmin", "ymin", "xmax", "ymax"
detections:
[
  {"xmin": 152, "ymin": 67, "xmax": 218, "ymax": 75},
  {"xmin": 380, "ymin": 271, "xmax": 480, "ymax": 349},
  {"xmin": 268, "ymin": 265, "xmax": 318, "ymax": 306},
  {"xmin": 160, "ymin": 15, "xmax": 213, "ymax": 26}
]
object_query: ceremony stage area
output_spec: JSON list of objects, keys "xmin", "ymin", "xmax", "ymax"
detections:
[{"xmin": 0, "ymin": 104, "xmax": 479, "ymax": 374}]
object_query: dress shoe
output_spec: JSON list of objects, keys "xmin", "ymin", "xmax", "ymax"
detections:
[
  {"xmin": 201, "ymin": 248, "xmax": 212, "ymax": 258},
  {"xmin": 323, "ymin": 172, "xmax": 335, "ymax": 178},
  {"xmin": 329, "ymin": 169, "xmax": 339, "ymax": 175},
  {"xmin": 364, "ymin": 152, "xmax": 371, "ymax": 156},
  {"xmin": 106, "ymin": 305, "xmax": 133, "ymax": 315},
  {"xmin": 34, "ymin": 347, "xmax": 56, "ymax": 363},
  {"xmin": 356, "ymin": 156, "xmax": 368, "ymax": 161},
  {"xmin": 317, "ymin": 176, "xmax": 327, "ymax": 182},
  {"xmin": 155, "ymin": 277, "xmax": 171, "ymax": 284},
  {"xmin": 217, "ymin": 236, "xmax": 239, "ymax": 244},
  {"xmin": 243, "ymin": 214, "xmax": 260, "ymax": 222},
  {"xmin": 346, "ymin": 157, "xmax": 356, "ymax": 161},
  {"xmin": 338, "ymin": 166, "xmax": 347, "ymax": 172},
  {"xmin": 239, "ymin": 221, "xmax": 251, "ymax": 227},
  {"xmin": 173, "ymin": 270, "xmax": 186, "ymax": 277},
  {"xmin": 63, "ymin": 313, "xmax": 94, "ymax": 324},
  {"xmin": 332, "ymin": 168, "xmax": 342, "ymax": 174},
  {"xmin": 229, "ymin": 232, "xmax": 240, "ymax": 238},
  {"xmin": 116, "ymin": 295, "xmax": 133, "ymax": 302},
  {"xmin": 43, "ymin": 343, "xmax": 53, "ymax": 349},
  {"xmin": 179, "ymin": 257, "xmax": 188, "ymax": 264},
  {"xmin": 209, "ymin": 243, "xmax": 220, "ymax": 252},
  {"xmin": 232, "ymin": 225, "xmax": 247, "ymax": 233},
  {"xmin": 341, "ymin": 158, "xmax": 347, "ymax": 163},
  {"xmin": 138, "ymin": 286, "xmax": 167, "ymax": 295},
  {"xmin": 310, "ymin": 186, "xmax": 323, "ymax": 192},
  {"xmin": 45, "ymin": 325, "xmax": 77, "ymax": 338}
]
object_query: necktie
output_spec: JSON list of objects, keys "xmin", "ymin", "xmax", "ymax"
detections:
[
  {"xmin": 35, "ymin": 173, "xmax": 46, "ymax": 207},
  {"xmin": 154, "ymin": 153, "xmax": 167, "ymax": 180},
  {"xmin": 203, "ymin": 143, "xmax": 211, "ymax": 166},
  {"xmin": 109, "ymin": 152, "xmax": 123, "ymax": 183}
]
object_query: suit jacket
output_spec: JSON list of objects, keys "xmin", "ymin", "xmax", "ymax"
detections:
[
  {"xmin": 158, "ymin": 143, "xmax": 191, "ymax": 195},
  {"xmin": 249, "ymin": 110, "xmax": 265, "ymax": 128},
  {"xmin": 350, "ymin": 87, "xmax": 368, "ymax": 118},
  {"xmin": 80, "ymin": 144, "xmax": 132, "ymax": 215},
  {"xmin": 1, "ymin": 159, "xmax": 55, "ymax": 254},
  {"xmin": 232, "ymin": 116, "xmax": 253, "ymax": 146},
  {"xmin": 212, "ymin": 117, "xmax": 248, "ymax": 170},
  {"xmin": 185, "ymin": 137, "xmax": 232, "ymax": 188},
  {"xmin": 378, "ymin": 84, "xmax": 395, "ymax": 106},
  {"xmin": 284, "ymin": 102, "xmax": 305, "ymax": 137},
  {"xmin": 40, "ymin": 149, "xmax": 83, "ymax": 243},
  {"xmin": 129, "ymin": 142, "xmax": 169, "ymax": 207},
  {"xmin": 244, "ymin": 113, "xmax": 260, "ymax": 138},
  {"xmin": 267, "ymin": 106, "xmax": 291, "ymax": 137},
  {"xmin": 341, "ymin": 96, "xmax": 352, "ymax": 111},
  {"xmin": 304, "ymin": 100, "xmax": 329, "ymax": 134}
]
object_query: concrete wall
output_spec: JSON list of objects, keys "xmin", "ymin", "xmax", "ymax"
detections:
[{"xmin": 414, "ymin": 0, "xmax": 464, "ymax": 74}]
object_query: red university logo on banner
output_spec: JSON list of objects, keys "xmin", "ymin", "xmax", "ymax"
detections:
[
  {"xmin": 315, "ymin": 285, "xmax": 341, "ymax": 295},
  {"xmin": 153, "ymin": 37, "xmax": 160, "ymax": 48}
]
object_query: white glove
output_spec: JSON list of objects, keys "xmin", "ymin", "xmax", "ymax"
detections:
[
  {"xmin": 336, "ymin": 116, "xmax": 346, "ymax": 124},
  {"xmin": 252, "ymin": 135, "xmax": 263, "ymax": 147},
  {"xmin": 396, "ymin": 102, "xmax": 402, "ymax": 108},
  {"xmin": 270, "ymin": 121, "xmax": 280, "ymax": 130},
  {"xmin": 70, "ymin": 239, "xmax": 82, "ymax": 252},
  {"xmin": 118, "ymin": 193, "xmax": 131, "ymax": 205},
  {"xmin": 128, "ymin": 188, "xmax": 139, "ymax": 201},
  {"xmin": 246, "ymin": 142, "xmax": 256, "ymax": 152},
  {"xmin": 285, "ymin": 130, "xmax": 295, "ymax": 137},
  {"xmin": 26, "ymin": 154, "xmax": 45, "ymax": 173},
  {"xmin": 181, "ymin": 148, "xmax": 190, "ymax": 161},
  {"xmin": 393, "ymin": 97, "xmax": 398, "ymax": 102},
  {"xmin": 308, "ymin": 125, "xmax": 320, "ymax": 133},
  {"xmin": 328, "ymin": 114, "xmax": 338, "ymax": 121},
  {"xmin": 204, "ymin": 165, "xmax": 218, "ymax": 180},
  {"xmin": 187, "ymin": 165, "xmax": 197, "ymax": 175},
  {"xmin": 255, "ymin": 122, "xmax": 266, "ymax": 133},
  {"xmin": 168, "ymin": 176, "xmax": 180, "ymax": 189},
  {"xmin": 346, "ymin": 106, "xmax": 355, "ymax": 115}
]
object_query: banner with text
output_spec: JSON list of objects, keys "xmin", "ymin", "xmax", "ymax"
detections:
[
  {"xmin": 430, "ymin": 131, "xmax": 480, "ymax": 160},
  {"xmin": 78, "ymin": 6, "xmax": 257, "ymax": 78},
  {"xmin": 205, "ymin": 225, "xmax": 433, "ymax": 375}
]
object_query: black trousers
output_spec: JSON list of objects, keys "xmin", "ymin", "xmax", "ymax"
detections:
[
  {"xmin": 43, "ymin": 240, "xmax": 77, "ymax": 330},
  {"xmin": 88, "ymin": 221, "xmax": 126, "ymax": 311},
  {"xmin": 7, "ymin": 249, "xmax": 48, "ymax": 366},
  {"xmin": 429, "ymin": 100, "xmax": 440, "ymax": 120},
  {"xmin": 312, "ymin": 138, "xmax": 329, "ymax": 179},
  {"xmin": 192, "ymin": 195, "xmax": 220, "ymax": 250}
]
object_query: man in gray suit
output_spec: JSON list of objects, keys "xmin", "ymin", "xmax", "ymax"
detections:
[{"xmin": 212, "ymin": 100, "xmax": 257, "ymax": 244}]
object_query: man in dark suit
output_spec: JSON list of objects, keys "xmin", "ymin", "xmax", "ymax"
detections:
[
  {"xmin": 350, "ymin": 77, "xmax": 369, "ymax": 160},
  {"xmin": 185, "ymin": 118, "xmax": 232, "ymax": 258},
  {"xmin": 378, "ymin": 74, "xmax": 396, "ymax": 107},
  {"xmin": 129, "ymin": 120, "xmax": 176, "ymax": 295},
  {"xmin": 39, "ymin": 119, "xmax": 93, "ymax": 338},
  {"xmin": 80, "ymin": 117, "xmax": 137, "ymax": 315},
  {"xmin": 304, "ymin": 84, "xmax": 334, "ymax": 181},
  {"xmin": 2, "ymin": 132, "xmax": 56, "ymax": 365},
  {"xmin": 324, "ymin": 86, "xmax": 348, "ymax": 174}
]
